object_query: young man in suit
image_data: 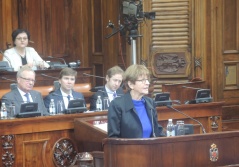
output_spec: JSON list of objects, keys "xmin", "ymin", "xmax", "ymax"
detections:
[
  {"xmin": 44, "ymin": 67, "xmax": 85, "ymax": 111},
  {"xmin": 90, "ymin": 65, "xmax": 124, "ymax": 111},
  {"xmin": 1, "ymin": 66, "xmax": 48, "ymax": 116}
]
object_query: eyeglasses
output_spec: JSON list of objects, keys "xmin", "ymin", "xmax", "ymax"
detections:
[
  {"xmin": 20, "ymin": 77, "xmax": 35, "ymax": 83},
  {"xmin": 16, "ymin": 37, "xmax": 28, "ymax": 41},
  {"xmin": 135, "ymin": 79, "xmax": 150, "ymax": 84}
]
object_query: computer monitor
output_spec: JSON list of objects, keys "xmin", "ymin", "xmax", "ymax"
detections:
[
  {"xmin": 154, "ymin": 92, "xmax": 172, "ymax": 106},
  {"xmin": 0, "ymin": 61, "xmax": 14, "ymax": 71},
  {"xmin": 64, "ymin": 99, "xmax": 87, "ymax": 114},
  {"xmin": 175, "ymin": 124, "xmax": 194, "ymax": 136},
  {"xmin": 17, "ymin": 102, "xmax": 41, "ymax": 118},
  {"xmin": 195, "ymin": 89, "xmax": 213, "ymax": 103}
]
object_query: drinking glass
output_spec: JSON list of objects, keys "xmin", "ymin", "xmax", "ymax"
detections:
[
  {"xmin": 57, "ymin": 100, "xmax": 64, "ymax": 115},
  {"xmin": 103, "ymin": 97, "xmax": 110, "ymax": 110},
  {"xmin": 8, "ymin": 105, "xmax": 16, "ymax": 119},
  {"xmin": 176, "ymin": 120, "xmax": 185, "ymax": 136}
]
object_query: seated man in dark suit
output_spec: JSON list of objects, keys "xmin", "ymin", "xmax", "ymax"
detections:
[
  {"xmin": 44, "ymin": 67, "xmax": 85, "ymax": 111},
  {"xmin": 90, "ymin": 66, "xmax": 124, "ymax": 111},
  {"xmin": 1, "ymin": 66, "xmax": 48, "ymax": 116}
]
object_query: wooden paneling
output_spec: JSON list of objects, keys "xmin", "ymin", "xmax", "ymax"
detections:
[
  {"xmin": 223, "ymin": 0, "xmax": 239, "ymax": 53},
  {"xmin": 0, "ymin": 112, "xmax": 107, "ymax": 167},
  {"xmin": 210, "ymin": 0, "xmax": 239, "ymax": 105},
  {"xmin": 1, "ymin": 0, "xmax": 94, "ymax": 67},
  {"xmin": 103, "ymin": 131, "xmax": 239, "ymax": 167},
  {"xmin": 142, "ymin": 0, "xmax": 193, "ymax": 79}
]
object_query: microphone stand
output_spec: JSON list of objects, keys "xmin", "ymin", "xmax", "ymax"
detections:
[
  {"xmin": 1, "ymin": 77, "xmax": 16, "ymax": 82},
  {"xmin": 47, "ymin": 56, "xmax": 67, "ymax": 65},
  {"xmin": 166, "ymin": 105, "xmax": 207, "ymax": 134},
  {"xmin": 41, "ymin": 73, "xmax": 58, "ymax": 80},
  {"xmin": 82, "ymin": 73, "xmax": 105, "ymax": 79}
]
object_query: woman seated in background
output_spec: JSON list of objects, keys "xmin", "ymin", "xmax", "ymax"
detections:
[
  {"xmin": 3, "ymin": 29, "xmax": 49, "ymax": 71},
  {"xmin": 108, "ymin": 64, "xmax": 165, "ymax": 138}
]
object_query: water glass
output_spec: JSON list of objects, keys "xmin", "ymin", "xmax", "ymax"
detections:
[
  {"xmin": 57, "ymin": 100, "xmax": 64, "ymax": 115},
  {"xmin": 8, "ymin": 105, "xmax": 16, "ymax": 119},
  {"xmin": 103, "ymin": 97, "xmax": 110, "ymax": 110},
  {"xmin": 176, "ymin": 120, "xmax": 185, "ymax": 136}
]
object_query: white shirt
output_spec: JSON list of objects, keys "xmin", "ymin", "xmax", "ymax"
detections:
[
  {"xmin": 60, "ymin": 89, "xmax": 73, "ymax": 108},
  {"xmin": 18, "ymin": 88, "xmax": 33, "ymax": 103},
  {"xmin": 105, "ymin": 86, "xmax": 115, "ymax": 102}
]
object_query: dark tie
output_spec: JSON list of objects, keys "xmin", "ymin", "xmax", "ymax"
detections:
[
  {"xmin": 113, "ymin": 92, "xmax": 117, "ymax": 99},
  {"xmin": 67, "ymin": 95, "xmax": 71, "ymax": 101},
  {"xmin": 24, "ymin": 93, "xmax": 30, "ymax": 102}
]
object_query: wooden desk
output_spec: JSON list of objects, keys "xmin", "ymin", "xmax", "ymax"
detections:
[
  {"xmin": 74, "ymin": 102, "xmax": 224, "ymax": 152},
  {"xmin": 103, "ymin": 131, "xmax": 239, "ymax": 167},
  {"xmin": 157, "ymin": 102, "xmax": 224, "ymax": 133},
  {"xmin": 0, "ymin": 67, "xmax": 93, "ymax": 88},
  {"xmin": 0, "ymin": 101, "xmax": 223, "ymax": 166},
  {"xmin": 0, "ymin": 111, "xmax": 107, "ymax": 167},
  {"xmin": 162, "ymin": 81, "xmax": 207, "ymax": 103}
]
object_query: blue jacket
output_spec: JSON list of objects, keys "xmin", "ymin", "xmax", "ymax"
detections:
[{"xmin": 108, "ymin": 91, "xmax": 165, "ymax": 138}]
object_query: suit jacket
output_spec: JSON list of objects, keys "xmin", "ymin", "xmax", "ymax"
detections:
[
  {"xmin": 1, "ymin": 88, "xmax": 48, "ymax": 116},
  {"xmin": 89, "ymin": 86, "xmax": 124, "ymax": 111},
  {"xmin": 108, "ymin": 91, "xmax": 165, "ymax": 138},
  {"xmin": 44, "ymin": 88, "xmax": 85, "ymax": 110},
  {"xmin": 3, "ymin": 47, "xmax": 50, "ymax": 71}
]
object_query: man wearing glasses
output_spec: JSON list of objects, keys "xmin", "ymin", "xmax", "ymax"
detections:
[{"xmin": 1, "ymin": 66, "xmax": 48, "ymax": 116}]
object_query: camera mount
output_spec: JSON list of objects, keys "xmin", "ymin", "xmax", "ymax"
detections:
[{"xmin": 105, "ymin": 0, "xmax": 155, "ymax": 64}]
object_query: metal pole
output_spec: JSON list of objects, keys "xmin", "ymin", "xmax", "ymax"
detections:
[{"xmin": 131, "ymin": 37, "xmax": 137, "ymax": 64}]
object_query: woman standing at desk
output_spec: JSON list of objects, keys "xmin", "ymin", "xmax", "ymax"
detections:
[
  {"xmin": 3, "ymin": 29, "xmax": 49, "ymax": 71},
  {"xmin": 108, "ymin": 64, "xmax": 165, "ymax": 138}
]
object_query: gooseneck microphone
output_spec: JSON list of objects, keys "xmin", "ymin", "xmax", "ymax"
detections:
[
  {"xmin": 2, "ymin": 55, "xmax": 13, "ymax": 68},
  {"xmin": 83, "ymin": 73, "xmax": 105, "ymax": 79},
  {"xmin": 41, "ymin": 73, "xmax": 58, "ymax": 80},
  {"xmin": 182, "ymin": 86, "xmax": 201, "ymax": 90},
  {"xmin": 166, "ymin": 105, "xmax": 206, "ymax": 134},
  {"xmin": 47, "ymin": 56, "xmax": 67, "ymax": 65},
  {"xmin": 1, "ymin": 77, "xmax": 16, "ymax": 82}
]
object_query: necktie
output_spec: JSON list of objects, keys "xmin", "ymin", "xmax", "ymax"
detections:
[
  {"xmin": 24, "ymin": 93, "xmax": 30, "ymax": 102},
  {"xmin": 67, "ymin": 95, "xmax": 71, "ymax": 101},
  {"xmin": 113, "ymin": 92, "xmax": 117, "ymax": 99}
]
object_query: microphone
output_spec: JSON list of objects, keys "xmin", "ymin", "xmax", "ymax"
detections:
[
  {"xmin": 97, "ymin": 89, "xmax": 124, "ymax": 96},
  {"xmin": 1, "ymin": 77, "xmax": 16, "ymax": 82},
  {"xmin": 1, "ymin": 77, "xmax": 17, "ymax": 90},
  {"xmin": 41, "ymin": 74, "xmax": 60, "ymax": 90},
  {"xmin": 182, "ymin": 86, "xmax": 201, "ymax": 90},
  {"xmin": 166, "ymin": 105, "xmax": 206, "ymax": 134},
  {"xmin": 0, "ymin": 51, "xmax": 14, "ymax": 71},
  {"xmin": 46, "ymin": 56, "xmax": 68, "ymax": 69},
  {"xmin": 82, "ymin": 73, "xmax": 105, "ymax": 79},
  {"xmin": 150, "ymin": 109, "xmax": 156, "ymax": 137},
  {"xmin": 41, "ymin": 73, "xmax": 58, "ymax": 80},
  {"xmin": 47, "ymin": 56, "xmax": 67, "ymax": 65}
]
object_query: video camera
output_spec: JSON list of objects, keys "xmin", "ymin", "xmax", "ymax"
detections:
[
  {"xmin": 122, "ymin": 0, "xmax": 155, "ymax": 39},
  {"xmin": 105, "ymin": 0, "xmax": 155, "ymax": 42},
  {"xmin": 122, "ymin": 0, "xmax": 155, "ymax": 20}
]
